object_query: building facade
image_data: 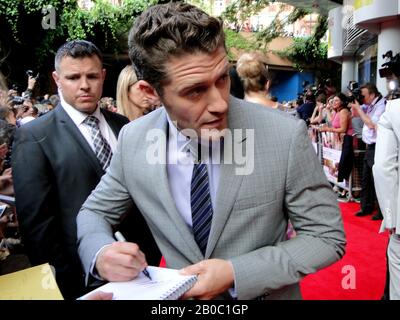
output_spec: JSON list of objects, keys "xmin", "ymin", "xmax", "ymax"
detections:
[{"xmin": 328, "ymin": 0, "xmax": 400, "ymax": 95}]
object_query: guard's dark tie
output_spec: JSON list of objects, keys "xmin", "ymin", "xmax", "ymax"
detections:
[
  {"xmin": 84, "ymin": 115, "xmax": 112, "ymax": 170},
  {"xmin": 191, "ymin": 161, "xmax": 213, "ymax": 255}
]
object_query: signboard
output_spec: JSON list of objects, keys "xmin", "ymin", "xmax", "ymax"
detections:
[{"xmin": 320, "ymin": 132, "xmax": 347, "ymax": 188}]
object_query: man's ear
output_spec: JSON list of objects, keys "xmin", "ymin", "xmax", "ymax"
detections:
[
  {"xmin": 265, "ymin": 79, "xmax": 271, "ymax": 92},
  {"xmin": 52, "ymin": 71, "xmax": 60, "ymax": 88},
  {"xmin": 102, "ymin": 68, "xmax": 106, "ymax": 81},
  {"xmin": 137, "ymin": 80, "xmax": 159, "ymax": 101}
]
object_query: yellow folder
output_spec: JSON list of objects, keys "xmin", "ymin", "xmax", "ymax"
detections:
[{"xmin": 0, "ymin": 263, "xmax": 63, "ymax": 300}]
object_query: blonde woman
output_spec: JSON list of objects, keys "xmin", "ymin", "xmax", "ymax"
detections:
[
  {"xmin": 236, "ymin": 52, "xmax": 277, "ymax": 108},
  {"xmin": 116, "ymin": 65, "xmax": 160, "ymax": 121}
]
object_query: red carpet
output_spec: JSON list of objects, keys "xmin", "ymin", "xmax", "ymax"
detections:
[
  {"xmin": 159, "ymin": 202, "xmax": 388, "ymax": 299},
  {"xmin": 300, "ymin": 202, "xmax": 389, "ymax": 300}
]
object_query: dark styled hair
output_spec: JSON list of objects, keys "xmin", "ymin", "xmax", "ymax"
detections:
[
  {"xmin": 316, "ymin": 94, "xmax": 326, "ymax": 104},
  {"xmin": 334, "ymin": 92, "xmax": 349, "ymax": 109},
  {"xmin": 360, "ymin": 82, "xmax": 380, "ymax": 96},
  {"xmin": 229, "ymin": 65, "xmax": 244, "ymax": 99},
  {"xmin": 0, "ymin": 119, "xmax": 15, "ymax": 146},
  {"xmin": 54, "ymin": 40, "xmax": 103, "ymax": 72},
  {"xmin": 128, "ymin": 2, "xmax": 226, "ymax": 96}
]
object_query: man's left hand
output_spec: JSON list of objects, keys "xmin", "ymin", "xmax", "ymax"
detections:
[{"xmin": 179, "ymin": 259, "xmax": 234, "ymax": 300}]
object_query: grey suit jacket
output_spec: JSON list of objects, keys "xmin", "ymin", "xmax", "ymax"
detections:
[
  {"xmin": 374, "ymin": 98, "xmax": 400, "ymax": 234},
  {"xmin": 77, "ymin": 96, "xmax": 346, "ymax": 300}
]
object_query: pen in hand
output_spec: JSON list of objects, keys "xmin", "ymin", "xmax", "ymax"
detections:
[{"xmin": 114, "ymin": 231, "xmax": 152, "ymax": 281}]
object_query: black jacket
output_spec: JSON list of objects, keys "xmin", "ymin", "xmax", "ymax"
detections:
[{"xmin": 12, "ymin": 105, "xmax": 160, "ymax": 299}]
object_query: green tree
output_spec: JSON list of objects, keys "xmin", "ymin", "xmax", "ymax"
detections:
[
  {"xmin": 221, "ymin": 0, "xmax": 270, "ymax": 31},
  {"xmin": 277, "ymin": 15, "xmax": 329, "ymax": 72},
  {"xmin": 224, "ymin": 28, "xmax": 259, "ymax": 60},
  {"xmin": 220, "ymin": 0, "xmax": 335, "ymax": 80},
  {"xmin": 0, "ymin": 0, "xmax": 156, "ymax": 90},
  {"xmin": 255, "ymin": 7, "xmax": 309, "ymax": 47}
]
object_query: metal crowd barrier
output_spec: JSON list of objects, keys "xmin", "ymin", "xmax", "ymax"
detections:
[{"xmin": 308, "ymin": 126, "xmax": 366, "ymax": 202}]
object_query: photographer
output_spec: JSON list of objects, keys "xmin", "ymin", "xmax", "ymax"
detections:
[
  {"xmin": 349, "ymin": 83, "xmax": 386, "ymax": 220},
  {"xmin": 310, "ymin": 94, "xmax": 327, "ymax": 125},
  {"xmin": 0, "ymin": 119, "xmax": 15, "ymax": 195},
  {"xmin": 21, "ymin": 71, "xmax": 38, "ymax": 101},
  {"xmin": 324, "ymin": 78, "xmax": 337, "ymax": 101},
  {"xmin": 297, "ymin": 91, "xmax": 315, "ymax": 124},
  {"xmin": 13, "ymin": 99, "xmax": 31, "ymax": 126}
]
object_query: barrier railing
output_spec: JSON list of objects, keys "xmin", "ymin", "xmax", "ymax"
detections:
[{"xmin": 308, "ymin": 126, "xmax": 365, "ymax": 202}]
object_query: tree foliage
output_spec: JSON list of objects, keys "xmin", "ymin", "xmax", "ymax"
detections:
[
  {"xmin": 277, "ymin": 15, "xmax": 328, "ymax": 71},
  {"xmin": 255, "ymin": 7, "xmax": 309, "ymax": 47},
  {"xmin": 0, "ymin": 0, "xmax": 156, "ymax": 88},
  {"xmin": 220, "ymin": 0, "xmax": 330, "ymax": 73},
  {"xmin": 221, "ymin": 0, "xmax": 270, "ymax": 31},
  {"xmin": 224, "ymin": 28, "xmax": 259, "ymax": 60}
]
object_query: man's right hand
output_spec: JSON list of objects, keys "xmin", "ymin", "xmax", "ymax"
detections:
[
  {"xmin": 27, "ymin": 76, "xmax": 36, "ymax": 90},
  {"xmin": 95, "ymin": 241, "xmax": 148, "ymax": 282}
]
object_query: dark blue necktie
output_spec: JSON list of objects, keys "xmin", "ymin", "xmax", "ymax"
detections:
[{"xmin": 191, "ymin": 162, "xmax": 213, "ymax": 255}]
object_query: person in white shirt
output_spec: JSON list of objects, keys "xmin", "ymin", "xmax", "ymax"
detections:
[{"xmin": 350, "ymin": 83, "xmax": 386, "ymax": 220}]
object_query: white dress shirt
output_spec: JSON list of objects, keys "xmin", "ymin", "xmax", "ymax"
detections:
[
  {"xmin": 90, "ymin": 113, "xmax": 225, "ymax": 287},
  {"xmin": 166, "ymin": 116, "xmax": 237, "ymax": 297},
  {"xmin": 361, "ymin": 95, "xmax": 386, "ymax": 145},
  {"xmin": 166, "ymin": 115, "xmax": 220, "ymax": 228},
  {"xmin": 59, "ymin": 93, "xmax": 118, "ymax": 152}
]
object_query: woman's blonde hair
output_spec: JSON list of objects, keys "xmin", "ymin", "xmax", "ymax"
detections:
[
  {"xmin": 236, "ymin": 52, "xmax": 269, "ymax": 93},
  {"xmin": 116, "ymin": 65, "xmax": 138, "ymax": 118}
]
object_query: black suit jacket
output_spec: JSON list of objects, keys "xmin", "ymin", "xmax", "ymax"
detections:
[{"xmin": 12, "ymin": 105, "xmax": 160, "ymax": 299}]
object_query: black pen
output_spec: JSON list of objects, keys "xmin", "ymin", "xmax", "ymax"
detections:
[{"xmin": 114, "ymin": 231, "xmax": 152, "ymax": 280}]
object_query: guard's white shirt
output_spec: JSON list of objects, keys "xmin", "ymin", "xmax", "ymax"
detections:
[{"xmin": 59, "ymin": 92, "xmax": 117, "ymax": 152}]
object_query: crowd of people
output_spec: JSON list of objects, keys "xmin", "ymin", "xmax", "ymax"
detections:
[
  {"xmin": 0, "ymin": 2, "xmax": 396, "ymax": 300},
  {"xmin": 230, "ymin": 50, "xmax": 394, "ymax": 299},
  {"xmin": 230, "ymin": 49, "xmax": 386, "ymax": 222}
]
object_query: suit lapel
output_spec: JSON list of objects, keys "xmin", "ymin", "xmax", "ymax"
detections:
[
  {"xmin": 148, "ymin": 111, "xmax": 204, "ymax": 262},
  {"xmin": 101, "ymin": 108, "xmax": 120, "ymax": 138},
  {"xmin": 55, "ymin": 105, "xmax": 104, "ymax": 177},
  {"xmin": 206, "ymin": 98, "xmax": 246, "ymax": 257}
]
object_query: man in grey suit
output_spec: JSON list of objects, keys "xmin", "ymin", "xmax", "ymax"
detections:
[{"xmin": 77, "ymin": 3, "xmax": 346, "ymax": 300}]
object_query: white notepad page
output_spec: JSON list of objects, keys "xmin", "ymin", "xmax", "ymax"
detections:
[{"xmin": 80, "ymin": 266, "xmax": 197, "ymax": 300}]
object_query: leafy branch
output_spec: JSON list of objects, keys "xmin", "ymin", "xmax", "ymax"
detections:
[{"xmin": 276, "ymin": 15, "xmax": 328, "ymax": 71}]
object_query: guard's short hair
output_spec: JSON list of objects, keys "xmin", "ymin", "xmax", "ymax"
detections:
[{"xmin": 54, "ymin": 40, "xmax": 103, "ymax": 72}]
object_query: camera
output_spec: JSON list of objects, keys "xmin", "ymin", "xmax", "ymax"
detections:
[
  {"xmin": 298, "ymin": 81, "xmax": 314, "ymax": 99},
  {"xmin": 11, "ymin": 96, "xmax": 24, "ymax": 105},
  {"xmin": 379, "ymin": 50, "xmax": 400, "ymax": 99},
  {"xmin": 11, "ymin": 84, "xmax": 19, "ymax": 92},
  {"xmin": 26, "ymin": 70, "xmax": 39, "ymax": 80},
  {"xmin": 379, "ymin": 51, "xmax": 400, "ymax": 78},
  {"xmin": 346, "ymin": 81, "xmax": 364, "ymax": 104}
]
